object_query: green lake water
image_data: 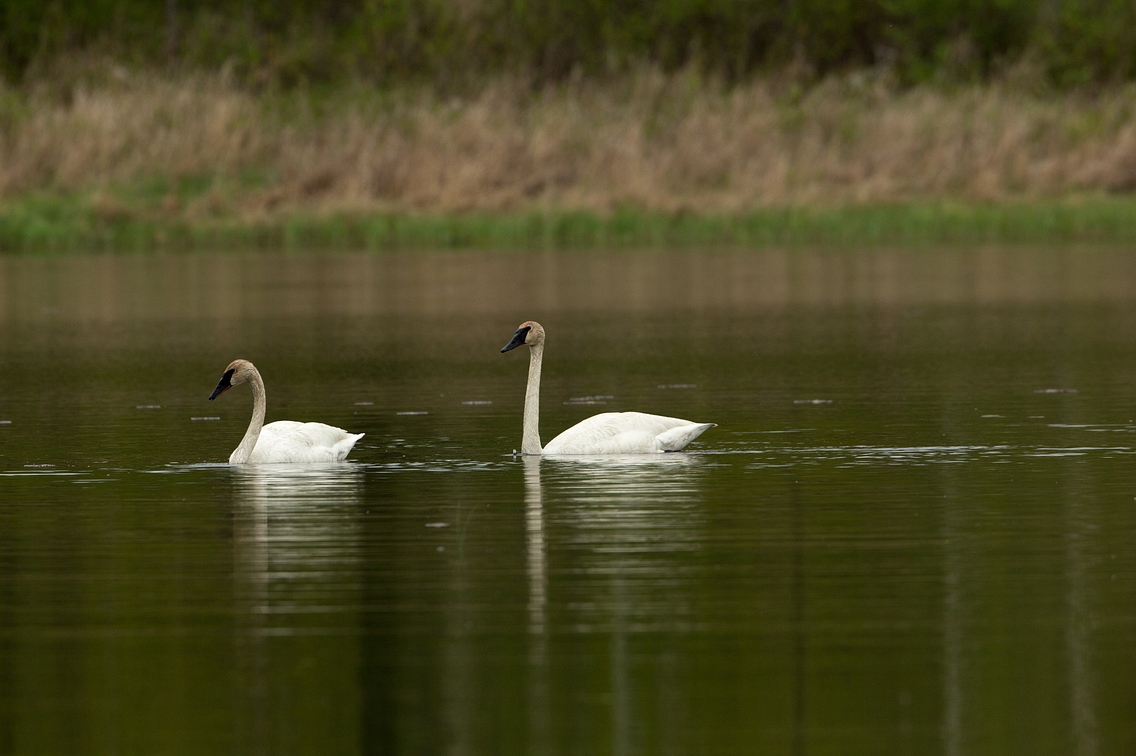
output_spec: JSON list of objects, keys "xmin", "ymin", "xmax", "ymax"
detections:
[{"xmin": 0, "ymin": 247, "xmax": 1134, "ymax": 754}]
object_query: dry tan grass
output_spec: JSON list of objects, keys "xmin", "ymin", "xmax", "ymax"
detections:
[{"xmin": 3, "ymin": 67, "xmax": 1136, "ymax": 217}]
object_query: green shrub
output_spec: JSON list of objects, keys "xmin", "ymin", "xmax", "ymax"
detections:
[{"xmin": 1, "ymin": 0, "xmax": 1135, "ymax": 86}]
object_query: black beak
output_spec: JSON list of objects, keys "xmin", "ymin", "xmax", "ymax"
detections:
[
  {"xmin": 208, "ymin": 369, "xmax": 234, "ymax": 400},
  {"xmin": 501, "ymin": 326, "xmax": 531, "ymax": 353}
]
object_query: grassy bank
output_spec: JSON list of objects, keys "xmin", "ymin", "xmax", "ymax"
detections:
[
  {"xmin": 5, "ymin": 193, "xmax": 1136, "ymax": 252},
  {"xmin": 3, "ymin": 67, "xmax": 1136, "ymax": 251}
]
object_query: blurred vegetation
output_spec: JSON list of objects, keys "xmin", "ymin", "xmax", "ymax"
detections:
[
  {"xmin": 6, "ymin": 193, "xmax": 1136, "ymax": 252},
  {"xmin": 2, "ymin": 0, "xmax": 1135, "ymax": 88}
]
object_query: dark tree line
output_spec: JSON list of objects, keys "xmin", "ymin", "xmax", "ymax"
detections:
[{"xmin": 3, "ymin": 0, "xmax": 1134, "ymax": 86}]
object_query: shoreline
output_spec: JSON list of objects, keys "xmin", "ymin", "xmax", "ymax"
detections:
[
  {"xmin": 4, "ymin": 197, "xmax": 1136, "ymax": 252},
  {"xmin": 4, "ymin": 69, "xmax": 1136, "ymax": 251}
]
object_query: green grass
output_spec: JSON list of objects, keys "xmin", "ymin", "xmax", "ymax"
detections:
[{"xmin": 4, "ymin": 192, "xmax": 1136, "ymax": 252}]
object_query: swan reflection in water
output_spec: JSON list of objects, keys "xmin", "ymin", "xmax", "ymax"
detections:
[
  {"xmin": 522, "ymin": 453, "xmax": 710, "ymax": 752},
  {"xmin": 231, "ymin": 463, "xmax": 365, "ymax": 627},
  {"xmin": 522, "ymin": 453, "xmax": 708, "ymax": 633},
  {"xmin": 230, "ymin": 463, "xmax": 365, "ymax": 750}
]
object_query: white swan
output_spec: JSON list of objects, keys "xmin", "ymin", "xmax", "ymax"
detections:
[
  {"xmin": 501, "ymin": 321, "xmax": 715, "ymax": 454},
  {"xmin": 208, "ymin": 359, "xmax": 364, "ymax": 464}
]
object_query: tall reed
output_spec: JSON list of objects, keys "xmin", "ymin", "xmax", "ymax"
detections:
[{"xmin": 3, "ymin": 68, "xmax": 1135, "ymax": 221}]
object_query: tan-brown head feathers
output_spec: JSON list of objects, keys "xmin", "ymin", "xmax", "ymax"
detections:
[
  {"xmin": 501, "ymin": 321, "xmax": 545, "ymax": 352},
  {"xmin": 209, "ymin": 358, "xmax": 257, "ymax": 400}
]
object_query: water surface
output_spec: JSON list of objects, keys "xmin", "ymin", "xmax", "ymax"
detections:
[{"xmin": 1, "ymin": 247, "xmax": 1134, "ymax": 755}]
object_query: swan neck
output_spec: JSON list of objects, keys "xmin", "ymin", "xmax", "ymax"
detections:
[
  {"xmin": 522, "ymin": 344, "xmax": 543, "ymax": 455},
  {"xmin": 231, "ymin": 368, "xmax": 267, "ymax": 464}
]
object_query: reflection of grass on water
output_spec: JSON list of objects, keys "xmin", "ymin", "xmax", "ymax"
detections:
[{"xmin": 5, "ymin": 195, "xmax": 1136, "ymax": 251}]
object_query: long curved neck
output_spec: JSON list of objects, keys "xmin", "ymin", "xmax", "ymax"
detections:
[
  {"xmin": 231, "ymin": 368, "xmax": 267, "ymax": 464},
  {"xmin": 521, "ymin": 344, "xmax": 544, "ymax": 455}
]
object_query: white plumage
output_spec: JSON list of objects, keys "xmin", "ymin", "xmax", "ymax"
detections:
[
  {"xmin": 241, "ymin": 420, "xmax": 363, "ymax": 464},
  {"xmin": 501, "ymin": 321, "xmax": 714, "ymax": 455},
  {"xmin": 208, "ymin": 359, "xmax": 364, "ymax": 464},
  {"xmin": 543, "ymin": 411, "xmax": 713, "ymax": 454}
]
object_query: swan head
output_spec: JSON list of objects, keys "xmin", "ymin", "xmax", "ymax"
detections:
[
  {"xmin": 209, "ymin": 359, "xmax": 255, "ymax": 400},
  {"xmin": 501, "ymin": 321, "xmax": 545, "ymax": 352}
]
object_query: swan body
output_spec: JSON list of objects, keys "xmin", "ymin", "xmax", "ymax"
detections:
[
  {"xmin": 501, "ymin": 321, "xmax": 714, "ymax": 455},
  {"xmin": 542, "ymin": 411, "xmax": 714, "ymax": 454},
  {"xmin": 208, "ymin": 359, "xmax": 364, "ymax": 464}
]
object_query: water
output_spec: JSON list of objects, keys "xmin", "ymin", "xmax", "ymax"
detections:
[{"xmin": 1, "ymin": 247, "xmax": 1134, "ymax": 755}]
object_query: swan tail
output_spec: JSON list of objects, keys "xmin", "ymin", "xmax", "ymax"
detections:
[
  {"xmin": 333, "ymin": 432, "xmax": 365, "ymax": 461},
  {"xmin": 657, "ymin": 423, "xmax": 716, "ymax": 451}
]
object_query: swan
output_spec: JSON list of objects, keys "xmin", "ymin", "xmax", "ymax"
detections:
[
  {"xmin": 500, "ymin": 321, "xmax": 715, "ymax": 454},
  {"xmin": 208, "ymin": 359, "xmax": 364, "ymax": 464}
]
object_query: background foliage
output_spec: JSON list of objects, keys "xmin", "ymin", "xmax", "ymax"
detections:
[{"xmin": 3, "ymin": 0, "xmax": 1136, "ymax": 87}]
